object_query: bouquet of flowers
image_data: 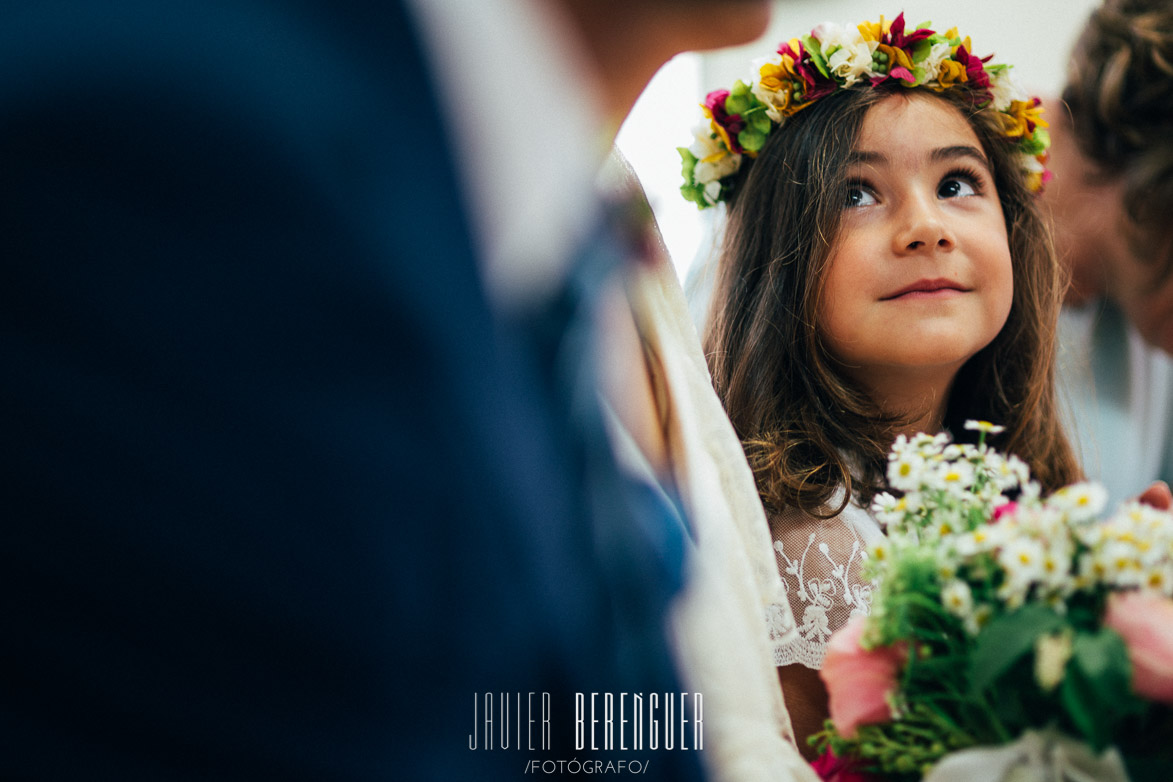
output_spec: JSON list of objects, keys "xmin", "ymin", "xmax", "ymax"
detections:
[{"xmin": 813, "ymin": 422, "xmax": 1173, "ymax": 782}]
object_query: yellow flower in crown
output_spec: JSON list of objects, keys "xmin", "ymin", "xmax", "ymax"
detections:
[
  {"xmin": 757, "ymin": 39, "xmax": 803, "ymax": 92},
  {"xmin": 934, "ymin": 57, "xmax": 968, "ymax": 90},
  {"xmin": 677, "ymin": 12, "xmax": 1054, "ymax": 208},
  {"xmin": 856, "ymin": 15, "xmax": 893, "ymax": 43},
  {"xmin": 757, "ymin": 60, "xmax": 802, "ymax": 118},
  {"xmin": 756, "ymin": 38, "xmax": 836, "ymax": 121},
  {"xmin": 1000, "ymin": 98, "xmax": 1050, "ymax": 139},
  {"xmin": 947, "ymin": 29, "xmax": 973, "ymax": 53}
]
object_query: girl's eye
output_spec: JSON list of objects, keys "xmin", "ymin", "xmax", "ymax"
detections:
[
  {"xmin": 938, "ymin": 172, "xmax": 981, "ymax": 199},
  {"xmin": 844, "ymin": 185, "xmax": 877, "ymax": 208}
]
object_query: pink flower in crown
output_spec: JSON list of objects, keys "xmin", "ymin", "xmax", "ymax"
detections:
[
  {"xmin": 883, "ymin": 12, "xmax": 933, "ymax": 83},
  {"xmin": 885, "ymin": 13, "xmax": 934, "ymax": 49},
  {"xmin": 954, "ymin": 43, "xmax": 993, "ymax": 96},
  {"xmin": 864, "ymin": 13, "xmax": 932, "ymax": 86},
  {"xmin": 757, "ymin": 38, "xmax": 835, "ymax": 119},
  {"xmin": 702, "ymin": 88, "xmax": 747, "ymax": 155},
  {"xmin": 777, "ymin": 39, "xmax": 837, "ymax": 102}
]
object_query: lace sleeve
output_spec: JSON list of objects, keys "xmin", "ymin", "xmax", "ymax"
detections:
[{"xmin": 768, "ymin": 500, "xmax": 880, "ymax": 669}]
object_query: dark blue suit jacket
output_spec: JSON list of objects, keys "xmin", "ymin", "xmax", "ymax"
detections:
[{"xmin": 1, "ymin": 2, "xmax": 703, "ymax": 779}]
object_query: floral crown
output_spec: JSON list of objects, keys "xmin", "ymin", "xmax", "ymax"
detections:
[{"xmin": 679, "ymin": 14, "xmax": 1051, "ymax": 209}]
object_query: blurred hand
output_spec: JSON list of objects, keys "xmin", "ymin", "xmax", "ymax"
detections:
[{"xmin": 1137, "ymin": 481, "xmax": 1173, "ymax": 510}]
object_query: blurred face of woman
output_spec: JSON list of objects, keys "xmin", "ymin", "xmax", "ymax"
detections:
[
  {"xmin": 1047, "ymin": 110, "xmax": 1173, "ymax": 355},
  {"xmin": 816, "ymin": 93, "xmax": 1014, "ymax": 405},
  {"xmin": 641, "ymin": 0, "xmax": 772, "ymax": 51}
]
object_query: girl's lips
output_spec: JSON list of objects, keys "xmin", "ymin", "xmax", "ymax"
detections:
[
  {"xmin": 882, "ymin": 278, "xmax": 970, "ymax": 300},
  {"xmin": 890, "ymin": 288, "xmax": 966, "ymax": 301}
]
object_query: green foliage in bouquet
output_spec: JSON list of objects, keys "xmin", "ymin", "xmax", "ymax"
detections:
[{"xmin": 814, "ymin": 423, "xmax": 1173, "ymax": 780}]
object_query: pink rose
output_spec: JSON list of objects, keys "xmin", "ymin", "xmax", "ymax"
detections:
[
  {"xmin": 820, "ymin": 615, "xmax": 908, "ymax": 738},
  {"xmin": 1104, "ymin": 590, "xmax": 1173, "ymax": 702}
]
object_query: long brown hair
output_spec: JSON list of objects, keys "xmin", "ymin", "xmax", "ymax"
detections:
[{"xmin": 705, "ymin": 87, "xmax": 1081, "ymax": 517}]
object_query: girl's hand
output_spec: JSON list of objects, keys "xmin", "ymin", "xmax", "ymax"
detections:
[{"xmin": 1137, "ymin": 481, "xmax": 1173, "ymax": 510}]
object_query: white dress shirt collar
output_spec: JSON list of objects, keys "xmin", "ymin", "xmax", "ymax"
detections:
[{"xmin": 405, "ymin": 0, "xmax": 610, "ymax": 312}]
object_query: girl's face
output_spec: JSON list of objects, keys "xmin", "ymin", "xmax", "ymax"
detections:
[{"xmin": 816, "ymin": 93, "xmax": 1014, "ymax": 402}]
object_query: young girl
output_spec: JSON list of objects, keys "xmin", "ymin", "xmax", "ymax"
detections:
[{"xmin": 679, "ymin": 14, "xmax": 1083, "ymax": 756}]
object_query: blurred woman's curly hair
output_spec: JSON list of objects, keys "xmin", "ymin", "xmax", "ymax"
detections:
[{"xmin": 1063, "ymin": 0, "xmax": 1173, "ymax": 278}]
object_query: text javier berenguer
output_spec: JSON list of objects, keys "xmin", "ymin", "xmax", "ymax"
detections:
[{"xmin": 469, "ymin": 692, "xmax": 703, "ymax": 751}]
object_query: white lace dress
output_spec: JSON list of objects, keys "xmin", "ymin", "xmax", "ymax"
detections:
[{"xmin": 769, "ymin": 490, "xmax": 884, "ymax": 669}]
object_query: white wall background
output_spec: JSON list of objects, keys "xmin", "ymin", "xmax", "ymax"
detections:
[{"xmin": 616, "ymin": 0, "xmax": 1103, "ymax": 280}]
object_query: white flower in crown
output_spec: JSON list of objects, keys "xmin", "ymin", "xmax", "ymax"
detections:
[
  {"xmin": 814, "ymin": 22, "xmax": 877, "ymax": 88},
  {"xmin": 827, "ymin": 43, "xmax": 876, "ymax": 87},
  {"xmin": 703, "ymin": 180, "xmax": 722, "ymax": 204},
  {"xmin": 695, "ymin": 155, "xmax": 740, "ymax": 185},
  {"xmin": 749, "ymin": 55, "xmax": 786, "ymax": 123},
  {"xmin": 688, "ymin": 121, "xmax": 741, "ymax": 184},
  {"xmin": 810, "ymin": 21, "xmax": 855, "ymax": 51},
  {"xmin": 921, "ymin": 40, "xmax": 955, "ymax": 84},
  {"xmin": 1020, "ymin": 151, "xmax": 1047, "ymax": 176},
  {"xmin": 989, "ymin": 66, "xmax": 1029, "ymax": 112},
  {"xmin": 687, "ymin": 122, "xmax": 721, "ymax": 162}
]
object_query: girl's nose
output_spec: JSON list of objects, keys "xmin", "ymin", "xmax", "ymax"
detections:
[{"xmin": 893, "ymin": 194, "xmax": 957, "ymax": 255}]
